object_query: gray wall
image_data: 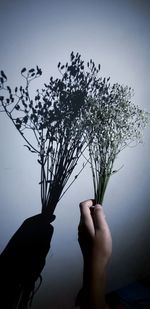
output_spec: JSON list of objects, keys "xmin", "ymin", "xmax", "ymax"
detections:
[{"xmin": 0, "ymin": 1, "xmax": 150, "ymax": 308}]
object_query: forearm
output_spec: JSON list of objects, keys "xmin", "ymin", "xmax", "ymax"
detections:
[
  {"xmin": 79, "ymin": 260, "xmax": 109, "ymax": 309},
  {"xmin": 89, "ymin": 264, "xmax": 107, "ymax": 309}
]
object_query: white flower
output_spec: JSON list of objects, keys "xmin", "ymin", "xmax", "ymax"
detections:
[{"xmin": 85, "ymin": 83, "xmax": 150, "ymax": 203}]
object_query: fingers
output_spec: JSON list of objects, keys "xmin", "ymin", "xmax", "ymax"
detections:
[
  {"xmin": 79, "ymin": 200, "xmax": 110, "ymax": 237},
  {"xmin": 93, "ymin": 204, "xmax": 108, "ymax": 231},
  {"xmin": 79, "ymin": 199, "xmax": 95, "ymax": 236},
  {"xmin": 80, "ymin": 199, "xmax": 95, "ymax": 209},
  {"xmin": 94, "ymin": 205, "xmax": 112, "ymax": 257},
  {"xmin": 79, "ymin": 199, "xmax": 95, "ymax": 221}
]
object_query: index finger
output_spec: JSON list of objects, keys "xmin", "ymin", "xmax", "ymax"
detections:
[
  {"xmin": 94, "ymin": 204, "xmax": 109, "ymax": 232},
  {"xmin": 79, "ymin": 199, "xmax": 95, "ymax": 235},
  {"xmin": 80, "ymin": 199, "xmax": 95, "ymax": 210}
]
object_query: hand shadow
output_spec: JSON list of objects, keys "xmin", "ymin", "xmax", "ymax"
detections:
[{"xmin": 0, "ymin": 213, "xmax": 55, "ymax": 309}]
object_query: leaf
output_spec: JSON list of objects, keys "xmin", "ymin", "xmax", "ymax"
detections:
[
  {"xmin": 29, "ymin": 101, "xmax": 33, "ymax": 108},
  {"xmin": 37, "ymin": 159, "xmax": 42, "ymax": 165},
  {"xmin": 15, "ymin": 105, "xmax": 20, "ymax": 110},
  {"xmin": 71, "ymin": 52, "xmax": 75, "ymax": 61},
  {"xmin": 15, "ymin": 87, "xmax": 18, "ymax": 93},
  {"xmin": 24, "ymin": 145, "xmax": 37, "ymax": 153},
  {"xmin": 36, "ymin": 65, "xmax": 42, "ymax": 75},
  {"xmin": 39, "ymin": 181, "xmax": 44, "ymax": 184},
  {"xmin": 22, "ymin": 100, "xmax": 27, "ymax": 108},
  {"xmin": 7, "ymin": 86, "xmax": 11, "ymax": 93},
  {"xmin": 11, "ymin": 97, "xmax": 14, "ymax": 103},
  {"xmin": 23, "ymin": 115, "xmax": 28, "ymax": 123},
  {"xmin": 21, "ymin": 67, "xmax": 26, "ymax": 74},
  {"xmin": 16, "ymin": 124, "xmax": 21, "ymax": 130},
  {"xmin": 16, "ymin": 118, "xmax": 22, "ymax": 124},
  {"xmin": 29, "ymin": 68, "xmax": 35, "ymax": 73},
  {"xmin": 1, "ymin": 71, "xmax": 7, "ymax": 80}
]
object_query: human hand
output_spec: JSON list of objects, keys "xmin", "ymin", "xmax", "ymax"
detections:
[
  {"xmin": 76, "ymin": 199, "xmax": 112, "ymax": 309},
  {"xmin": 78, "ymin": 199, "xmax": 112, "ymax": 268}
]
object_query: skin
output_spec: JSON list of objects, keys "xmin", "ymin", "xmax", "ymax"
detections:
[{"xmin": 72, "ymin": 199, "xmax": 112, "ymax": 309}]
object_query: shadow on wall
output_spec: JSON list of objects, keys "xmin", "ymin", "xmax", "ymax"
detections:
[{"xmin": 0, "ymin": 214, "xmax": 54, "ymax": 309}]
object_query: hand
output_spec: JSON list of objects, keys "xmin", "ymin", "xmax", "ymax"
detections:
[
  {"xmin": 78, "ymin": 199, "xmax": 112, "ymax": 268},
  {"xmin": 77, "ymin": 199, "xmax": 112, "ymax": 309}
]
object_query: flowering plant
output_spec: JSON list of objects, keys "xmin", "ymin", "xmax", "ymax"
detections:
[
  {"xmin": 0, "ymin": 53, "xmax": 105, "ymax": 219},
  {"xmin": 85, "ymin": 83, "xmax": 150, "ymax": 204}
]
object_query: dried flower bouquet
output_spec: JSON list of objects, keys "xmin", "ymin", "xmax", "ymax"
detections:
[
  {"xmin": 0, "ymin": 53, "xmax": 106, "ymax": 219},
  {"xmin": 85, "ymin": 83, "xmax": 150, "ymax": 204}
]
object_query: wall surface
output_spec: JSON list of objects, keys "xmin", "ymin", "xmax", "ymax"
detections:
[{"xmin": 0, "ymin": 1, "xmax": 150, "ymax": 308}]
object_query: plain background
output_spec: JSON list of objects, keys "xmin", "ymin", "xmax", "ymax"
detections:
[{"xmin": 0, "ymin": 0, "xmax": 150, "ymax": 308}]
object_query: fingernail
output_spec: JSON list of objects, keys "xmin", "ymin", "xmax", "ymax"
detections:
[{"xmin": 95, "ymin": 204, "xmax": 102, "ymax": 209}]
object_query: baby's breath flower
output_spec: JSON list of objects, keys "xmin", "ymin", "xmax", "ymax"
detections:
[{"xmin": 85, "ymin": 83, "xmax": 150, "ymax": 204}]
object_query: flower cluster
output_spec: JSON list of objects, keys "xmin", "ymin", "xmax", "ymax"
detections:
[
  {"xmin": 0, "ymin": 53, "xmax": 106, "ymax": 218},
  {"xmin": 85, "ymin": 83, "xmax": 150, "ymax": 204}
]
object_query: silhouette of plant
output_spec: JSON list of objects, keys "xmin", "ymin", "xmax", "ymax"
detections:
[{"xmin": 0, "ymin": 52, "xmax": 107, "ymax": 219}]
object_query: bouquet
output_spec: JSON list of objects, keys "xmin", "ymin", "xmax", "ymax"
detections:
[{"xmin": 85, "ymin": 83, "xmax": 150, "ymax": 204}]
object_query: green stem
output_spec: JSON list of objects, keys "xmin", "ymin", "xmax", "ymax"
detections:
[
  {"xmin": 96, "ymin": 174, "xmax": 110, "ymax": 205},
  {"xmin": 100, "ymin": 174, "xmax": 110, "ymax": 205}
]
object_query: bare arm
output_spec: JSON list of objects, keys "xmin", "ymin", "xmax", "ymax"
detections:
[{"xmin": 75, "ymin": 200, "xmax": 112, "ymax": 309}]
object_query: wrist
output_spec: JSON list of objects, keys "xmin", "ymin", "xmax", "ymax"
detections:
[
  {"xmin": 92, "ymin": 256, "xmax": 109, "ymax": 272},
  {"xmin": 82, "ymin": 259, "xmax": 108, "ymax": 292}
]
